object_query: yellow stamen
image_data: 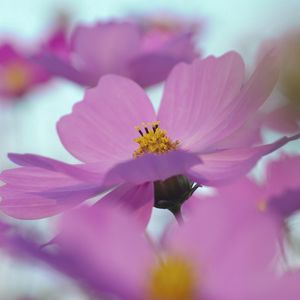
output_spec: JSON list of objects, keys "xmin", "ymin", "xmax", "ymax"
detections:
[
  {"xmin": 133, "ymin": 121, "xmax": 179, "ymax": 158},
  {"xmin": 148, "ymin": 255, "xmax": 197, "ymax": 300},
  {"xmin": 4, "ymin": 63, "xmax": 30, "ymax": 93}
]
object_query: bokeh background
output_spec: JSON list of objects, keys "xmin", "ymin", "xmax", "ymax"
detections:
[{"xmin": 1, "ymin": 0, "xmax": 300, "ymax": 299}]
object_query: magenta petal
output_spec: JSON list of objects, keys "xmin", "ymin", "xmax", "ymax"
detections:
[
  {"xmin": 249, "ymin": 272, "xmax": 300, "ymax": 300},
  {"xmin": 189, "ymin": 134, "xmax": 300, "ymax": 186},
  {"xmin": 7, "ymin": 153, "xmax": 104, "ymax": 182},
  {"xmin": 94, "ymin": 183, "xmax": 154, "ymax": 228},
  {"xmin": 58, "ymin": 204, "xmax": 154, "ymax": 299},
  {"xmin": 0, "ymin": 167, "xmax": 101, "ymax": 219},
  {"xmin": 57, "ymin": 75, "xmax": 156, "ymax": 163},
  {"xmin": 0, "ymin": 43, "xmax": 50, "ymax": 98},
  {"xmin": 103, "ymin": 150, "xmax": 202, "ymax": 185},
  {"xmin": 182, "ymin": 177, "xmax": 264, "ymax": 217},
  {"xmin": 208, "ymin": 212, "xmax": 280, "ymax": 299},
  {"xmin": 269, "ymin": 189, "xmax": 300, "ymax": 219},
  {"xmin": 263, "ymin": 105, "xmax": 300, "ymax": 134},
  {"xmin": 71, "ymin": 22, "xmax": 141, "ymax": 77},
  {"xmin": 32, "ymin": 53, "xmax": 94, "ymax": 86},
  {"xmin": 265, "ymin": 154, "xmax": 300, "ymax": 197},
  {"xmin": 129, "ymin": 32, "xmax": 198, "ymax": 87},
  {"xmin": 160, "ymin": 31, "xmax": 199, "ymax": 61},
  {"xmin": 128, "ymin": 53, "xmax": 182, "ymax": 87},
  {"xmin": 265, "ymin": 154, "xmax": 300, "ymax": 217}
]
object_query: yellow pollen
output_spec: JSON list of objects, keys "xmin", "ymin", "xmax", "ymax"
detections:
[
  {"xmin": 148, "ymin": 255, "xmax": 197, "ymax": 300},
  {"xmin": 4, "ymin": 63, "xmax": 30, "ymax": 93},
  {"xmin": 133, "ymin": 121, "xmax": 179, "ymax": 158}
]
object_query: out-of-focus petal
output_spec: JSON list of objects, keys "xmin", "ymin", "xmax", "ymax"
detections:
[
  {"xmin": 129, "ymin": 32, "xmax": 199, "ymax": 87},
  {"xmin": 58, "ymin": 204, "xmax": 155, "ymax": 299},
  {"xmin": 71, "ymin": 22, "xmax": 141, "ymax": 77},
  {"xmin": 263, "ymin": 105, "xmax": 300, "ymax": 134},
  {"xmin": 128, "ymin": 53, "xmax": 183, "ymax": 87},
  {"xmin": 269, "ymin": 189, "xmax": 300, "ymax": 219},
  {"xmin": 32, "ymin": 53, "xmax": 93, "ymax": 85},
  {"xmin": 57, "ymin": 75, "xmax": 156, "ymax": 163},
  {"xmin": 0, "ymin": 43, "xmax": 50, "ymax": 98},
  {"xmin": 0, "ymin": 166, "xmax": 102, "ymax": 219},
  {"xmin": 266, "ymin": 154, "xmax": 300, "ymax": 197},
  {"xmin": 94, "ymin": 183, "xmax": 154, "ymax": 228},
  {"xmin": 248, "ymin": 272, "xmax": 300, "ymax": 300},
  {"xmin": 182, "ymin": 177, "xmax": 264, "ymax": 217},
  {"xmin": 165, "ymin": 196, "xmax": 280, "ymax": 300},
  {"xmin": 189, "ymin": 135, "xmax": 300, "ymax": 186}
]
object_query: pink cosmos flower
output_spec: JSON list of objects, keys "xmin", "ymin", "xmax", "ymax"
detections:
[
  {"xmin": 0, "ymin": 43, "xmax": 50, "ymax": 99},
  {"xmin": 34, "ymin": 19, "xmax": 200, "ymax": 88},
  {"xmin": 184, "ymin": 154, "xmax": 300, "ymax": 221},
  {"xmin": 0, "ymin": 51, "xmax": 299, "ymax": 225},
  {"xmin": 3, "ymin": 200, "xmax": 300, "ymax": 300}
]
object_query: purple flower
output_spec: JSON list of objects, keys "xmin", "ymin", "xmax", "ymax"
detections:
[
  {"xmin": 34, "ymin": 20, "xmax": 200, "ymax": 88},
  {"xmin": 0, "ymin": 43, "xmax": 50, "ymax": 99},
  {"xmin": 0, "ymin": 51, "xmax": 298, "ymax": 225}
]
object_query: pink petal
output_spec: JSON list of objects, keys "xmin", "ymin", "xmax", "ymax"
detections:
[
  {"xmin": 269, "ymin": 189, "xmax": 300, "ymax": 219},
  {"xmin": 189, "ymin": 134, "xmax": 300, "ymax": 186},
  {"xmin": 160, "ymin": 31, "xmax": 199, "ymax": 61},
  {"xmin": 182, "ymin": 177, "xmax": 264, "ymax": 217},
  {"xmin": 0, "ymin": 166, "xmax": 101, "ymax": 219},
  {"xmin": 213, "ymin": 113, "xmax": 263, "ymax": 148},
  {"xmin": 216, "ymin": 49, "xmax": 280, "ymax": 144},
  {"xmin": 158, "ymin": 50, "xmax": 279, "ymax": 152},
  {"xmin": 266, "ymin": 154, "xmax": 300, "ymax": 196},
  {"xmin": 128, "ymin": 53, "xmax": 184, "ymax": 87},
  {"xmin": 263, "ymin": 105, "xmax": 300, "ymax": 134},
  {"xmin": 30, "ymin": 151, "xmax": 200, "ymax": 217},
  {"xmin": 103, "ymin": 150, "xmax": 202, "ymax": 185},
  {"xmin": 58, "ymin": 204, "xmax": 154, "ymax": 299},
  {"xmin": 265, "ymin": 155, "xmax": 300, "ymax": 218},
  {"xmin": 57, "ymin": 75, "xmax": 156, "ymax": 163},
  {"xmin": 32, "ymin": 53, "xmax": 94, "ymax": 85},
  {"xmin": 7, "ymin": 153, "xmax": 105, "ymax": 182},
  {"xmin": 208, "ymin": 212, "xmax": 280, "ymax": 299},
  {"xmin": 157, "ymin": 51, "xmax": 245, "ymax": 151},
  {"xmin": 165, "ymin": 196, "xmax": 280, "ymax": 299},
  {"xmin": 94, "ymin": 182, "xmax": 154, "ymax": 228},
  {"xmin": 71, "ymin": 22, "xmax": 141, "ymax": 77},
  {"xmin": 248, "ymin": 272, "xmax": 300, "ymax": 300},
  {"xmin": 129, "ymin": 32, "xmax": 199, "ymax": 87}
]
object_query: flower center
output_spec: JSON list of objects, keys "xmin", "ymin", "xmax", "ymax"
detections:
[
  {"xmin": 4, "ymin": 63, "xmax": 29, "ymax": 93},
  {"xmin": 148, "ymin": 255, "xmax": 197, "ymax": 300},
  {"xmin": 133, "ymin": 121, "xmax": 179, "ymax": 158}
]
